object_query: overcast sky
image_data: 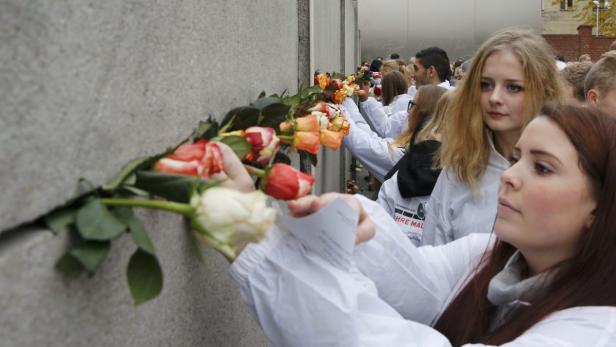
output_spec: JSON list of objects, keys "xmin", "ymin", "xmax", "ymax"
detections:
[{"xmin": 358, "ymin": 0, "xmax": 542, "ymax": 61}]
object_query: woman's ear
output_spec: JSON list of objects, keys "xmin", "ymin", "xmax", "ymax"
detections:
[{"xmin": 585, "ymin": 208, "xmax": 596, "ymax": 230}]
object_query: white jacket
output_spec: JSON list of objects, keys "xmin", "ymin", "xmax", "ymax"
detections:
[
  {"xmin": 421, "ymin": 136, "xmax": 510, "ymax": 246},
  {"xmin": 360, "ymin": 81, "xmax": 452, "ymax": 139},
  {"xmin": 360, "ymin": 97, "xmax": 410, "ymax": 139},
  {"xmin": 384, "ymin": 93, "xmax": 412, "ymax": 116},
  {"xmin": 229, "ymin": 196, "xmax": 616, "ymax": 347},
  {"xmin": 340, "ymin": 102, "xmax": 404, "ymax": 182},
  {"xmin": 377, "ymin": 171, "xmax": 430, "ymax": 246}
]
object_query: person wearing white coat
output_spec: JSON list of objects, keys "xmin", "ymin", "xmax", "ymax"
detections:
[
  {"xmin": 420, "ymin": 30, "xmax": 563, "ymax": 246},
  {"xmin": 377, "ymin": 89, "xmax": 452, "ymax": 245},
  {"xmin": 359, "ymin": 80, "xmax": 452, "ymax": 139},
  {"xmin": 340, "ymin": 86, "xmax": 446, "ymax": 182},
  {"xmin": 227, "ymin": 105, "xmax": 616, "ymax": 347}
]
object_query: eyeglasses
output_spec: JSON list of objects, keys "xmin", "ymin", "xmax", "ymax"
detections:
[{"xmin": 408, "ymin": 100, "xmax": 418, "ymax": 110}]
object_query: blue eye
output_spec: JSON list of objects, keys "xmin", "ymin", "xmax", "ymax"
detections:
[
  {"xmin": 480, "ymin": 81, "xmax": 493, "ymax": 90},
  {"xmin": 507, "ymin": 84, "xmax": 524, "ymax": 93}
]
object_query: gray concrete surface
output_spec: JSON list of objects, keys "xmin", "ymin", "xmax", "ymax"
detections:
[
  {"xmin": 0, "ymin": 210, "xmax": 270, "ymax": 346},
  {"xmin": 0, "ymin": 0, "xmax": 298, "ymax": 232},
  {"xmin": 0, "ymin": 0, "xmax": 322, "ymax": 345}
]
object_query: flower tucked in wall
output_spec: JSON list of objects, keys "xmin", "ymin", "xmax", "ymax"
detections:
[{"xmin": 42, "ymin": 71, "xmax": 358, "ymax": 306}]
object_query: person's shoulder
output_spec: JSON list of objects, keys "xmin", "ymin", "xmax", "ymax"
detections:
[{"xmin": 518, "ymin": 306, "xmax": 616, "ymax": 346}]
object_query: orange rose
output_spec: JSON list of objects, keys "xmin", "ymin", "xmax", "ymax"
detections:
[
  {"xmin": 294, "ymin": 131, "xmax": 320, "ymax": 154},
  {"xmin": 320, "ymin": 129, "xmax": 344, "ymax": 150}
]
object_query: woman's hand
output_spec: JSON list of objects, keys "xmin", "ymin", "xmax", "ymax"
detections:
[
  {"xmin": 210, "ymin": 142, "xmax": 255, "ymax": 193},
  {"xmin": 288, "ymin": 193, "xmax": 375, "ymax": 244}
]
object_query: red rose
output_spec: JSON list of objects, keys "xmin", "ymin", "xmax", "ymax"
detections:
[
  {"xmin": 154, "ymin": 140, "xmax": 223, "ymax": 178},
  {"xmin": 263, "ymin": 163, "xmax": 315, "ymax": 200},
  {"xmin": 244, "ymin": 126, "xmax": 280, "ymax": 165}
]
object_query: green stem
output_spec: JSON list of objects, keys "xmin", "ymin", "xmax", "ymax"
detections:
[
  {"xmin": 101, "ymin": 198, "xmax": 193, "ymax": 217},
  {"xmin": 278, "ymin": 135, "xmax": 294, "ymax": 142},
  {"xmin": 244, "ymin": 164, "xmax": 266, "ymax": 178}
]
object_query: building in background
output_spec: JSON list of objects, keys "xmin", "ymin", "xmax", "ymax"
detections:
[
  {"xmin": 358, "ymin": 0, "xmax": 542, "ymax": 63},
  {"xmin": 542, "ymin": 0, "xmax": 582, "ymax": 34}
]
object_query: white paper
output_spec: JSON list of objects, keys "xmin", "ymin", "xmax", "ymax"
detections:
[{"xmin": 276, "ymin": 198, "xmax": 358, "ymax": 271}]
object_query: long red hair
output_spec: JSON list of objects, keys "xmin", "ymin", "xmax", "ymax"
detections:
[{"xmin": 434, "ymin": 105, "xmax": 616, "ymax": 345}]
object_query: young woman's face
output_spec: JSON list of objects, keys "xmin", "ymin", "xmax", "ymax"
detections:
[
  {"xmin": 480, "ymin": 51, "xmax": 527, "ymax": 135},
  {"xmin": 495, "ymin": 117, "xmax": 596, "ymax": 266}
]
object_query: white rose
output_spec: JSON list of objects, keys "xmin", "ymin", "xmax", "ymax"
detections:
[{"xmin": 190, "ymin": 187, "xmax": 276, "ymax": 252}]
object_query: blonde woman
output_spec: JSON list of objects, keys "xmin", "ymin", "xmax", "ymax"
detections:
[
  {"xmin": 342, "ymin": 85, "xmax": 446, "ymax": 182},
  {"xmin": 420, "ymin": 29, "xmax": 563, "ymax": 246},
  {"xmin": 377, "ymin": 91, "xmax": 453, "ymax": 245}
]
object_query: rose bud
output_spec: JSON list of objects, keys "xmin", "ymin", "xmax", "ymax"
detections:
[
  {"xmin": 328, "ymin": 116, "xmax": 350, "ymax": 135},
  {"xmin": 295, "ymin": 114, "xmax": 320, "ymax": 132},
  {"xmin": 309, "ymin": 102, "xmax": 336, "ymax": 117},
  {"xmin": 328, "ymin": 79, "xmax": 343, "ymax": 90},
  {"xmin": 293, "ymin": 131, "xmax": 321, "ymax": 154},
  {"xmin": 154, "ymin": 140, "xmax": 224, "ymax": 179},
  {"xmin": 191, "ymin": 187, "xmax": 276, "ymax": 257},
  {"xmin": 317, "ymin": 73, "xmax": 330, "ymax": 90},
  {"xmin": 263, "ymin": 163, "xmax": 315, "ymax": 200},
  {"xmin": 373, "ymin": 85, "xmax": 382, "ymax": 97},
  {"xmin": 333, "ymin": 89, "xmax": 347, "ymax": 104},
  {"xmin": 279, "ymin": 120, "xmax": 294, "ymax": 133},
  {"xmin": 320, "ymin": 129, "xmax": 344, "ymax": 150},
  {"xmin": 244, "ymin": 126, "xmax": 280, "ymax": 165}
]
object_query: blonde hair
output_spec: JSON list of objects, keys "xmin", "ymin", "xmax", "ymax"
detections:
[
  {"xmin": 393, "ymin": 85, "xmax": 447, "ymax": 147},
  {"xmin": 439, "ymin": 29, "xmax": 563, "ymax": 190},
  {"xmin": 415, "ymin": 90, "xmax": 454, "ymax": 144},
  {"xmin": 380, "ymin": 59, "xmax": 403, "ymax": 76}
]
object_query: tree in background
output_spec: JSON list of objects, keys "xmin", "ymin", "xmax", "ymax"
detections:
[{"xmin": 553, "ymin": 0, "xmax": 616, "ymax": 36}]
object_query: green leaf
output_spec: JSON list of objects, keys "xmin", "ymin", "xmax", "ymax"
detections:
[
  {"xmin": 282, "ymin": 94, "xmax": 300, "ymax": 107},
  {"xmin": 332, "ymin": 72, "xmax": 346, "ymax": 80},
  {"xmin": 195, "ymin": 119, "xmax": 219, "ymax": 140},
  {"xmin": 76, "ymin": 200, "xmax": 126, "ymax": 240},
  {"xmin": 259, "ymin": 103, "xmax": 291, "ymax": 129},
  {"xmin": 251, "ymin": 96, "xmax": 281, "ymax": 111},
  {"xmin": 127, "ymin": 249, "xmax": 163, "ymax": 305},
  {"xmin": 69, "ymin": 241, "xmax": 111, "ymax": 273},
  {"xmin": 102, "ymin": 156, "xmax": 164, "ymax": 192},
  {"xmin": 219, "ymin": 107, "xmax": 260, "ymax": 131},
  {"xmin": 220, "ymin": 135, "xmax": 251, "ymax": 160},
  {"xmin": 112, "ymin": 207, "xmax": 155, "ymax": 254},
  {"xmin": 134, "ymin": 171, "xmax": 199, "ymax": 203},
  {"xmin": 55, "ymin": 253, "xmax": 84, "ymax": 277},
  {"xmin": 273, "ymin": 151, "xmax": 292, "ymax": 165},
  {"xmin": 44, "ymin": 208, "xmax": 77, "ymax": 235}
]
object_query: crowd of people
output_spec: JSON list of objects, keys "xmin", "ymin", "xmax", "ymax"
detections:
[{"xmin": 216, "ymin": 30, "xmax": 616, "ymax": 346}]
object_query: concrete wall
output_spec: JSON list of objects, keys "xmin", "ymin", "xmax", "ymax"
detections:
[
  {"xmin": 311, "ymin": 0, "xmax": 358, "ymax": 195},
  {"xmin": 0, "ymin": 0, "xmax": 348, "ymax": 345}
]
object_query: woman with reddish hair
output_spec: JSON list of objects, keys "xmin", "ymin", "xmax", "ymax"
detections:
[{"xmin": 227, "ymin": 104, "xmax": 616, "ymax": 346}]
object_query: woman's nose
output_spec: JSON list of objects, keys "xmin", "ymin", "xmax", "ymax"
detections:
[
  {"xmin": 489, "ymin": 85, "xmax": 504, "ymax": 105},
  {"xmin": 500, "ymin": 162, "xmax": 521, "ymax": 190}
]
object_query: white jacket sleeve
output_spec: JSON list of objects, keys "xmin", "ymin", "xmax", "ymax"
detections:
[
  {"xmin": 421, "ymin": 169, "xmax": 455, "ymax": 246},
  {"xmin": 376, "ymin": 177, "xmax": 396, "ymax": 217},
  {"xmin": 341, "ymin": 112, "xmax": 403, "ymax": 182},
  {"xmin": 341, "ymin": 97, "xmax": 368, "ymax": 125},
  {"xmin": 229, "ymin": 196, "xmax": 616, "ymax": 347},
  {"xmin": 359, "ymin": 97, "xmax": 410, "ymax": 138},
  {"xmin": 354, "ymin": 195, "xmax": 491, "ymax": 324}
]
